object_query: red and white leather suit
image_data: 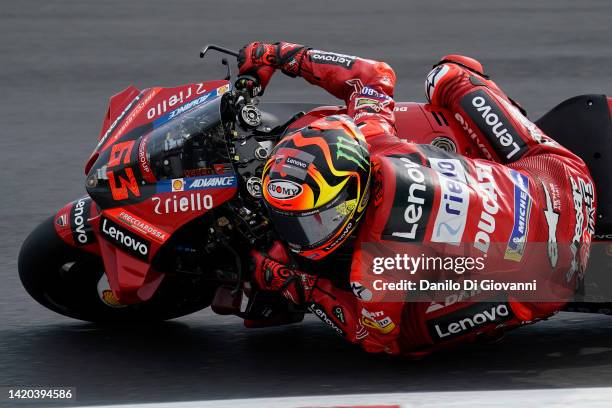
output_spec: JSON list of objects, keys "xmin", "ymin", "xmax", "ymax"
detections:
[{"xmin": 242, "ymin": 42, "xmax": 596, "ymax": 356}]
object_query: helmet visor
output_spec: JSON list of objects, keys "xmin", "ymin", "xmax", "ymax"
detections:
[{"xmin": 268, "ymin": 195, "xmax": 356, "ymax": 249}]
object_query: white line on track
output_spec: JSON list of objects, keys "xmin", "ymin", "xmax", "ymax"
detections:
[{"xmin": 75, "ymin": 387, "xmax": 612, "ymax": 408}]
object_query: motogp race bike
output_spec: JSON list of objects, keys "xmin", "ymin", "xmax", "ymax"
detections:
[{"xmin": 18, "ymin": 45, "xmax": 612, "ymax": 323}]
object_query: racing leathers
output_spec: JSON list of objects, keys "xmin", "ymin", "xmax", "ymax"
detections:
[{"xmin": 243, "ymin": 42, "xmax": 597, "ymax": 356}]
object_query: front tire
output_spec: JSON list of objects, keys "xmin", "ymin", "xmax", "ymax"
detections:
[{"xmin": 18, "ymin": 216, "xmax": 215, "ymax": 322}]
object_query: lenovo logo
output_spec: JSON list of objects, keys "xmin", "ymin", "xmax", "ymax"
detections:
[{"xmin": 427, "ymin": 302, "xmax": 513, "ymax": 341}]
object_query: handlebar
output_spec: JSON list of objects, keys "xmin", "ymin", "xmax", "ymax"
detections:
[
  {"xmin": 199, "ymin": 43, "xmax": 261, "ymax": 98},
  {"xmin": 199, "ymin": 44, "xmax": 239, "ymax": 59}
]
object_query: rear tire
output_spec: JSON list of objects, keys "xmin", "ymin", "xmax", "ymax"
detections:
[{"xmin": 18, "ymin": 216, "xmax": 215, "ymax": 323}]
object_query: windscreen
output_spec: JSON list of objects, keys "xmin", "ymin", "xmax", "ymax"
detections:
[
  {"xmin": 86, "ymin": 94, "xmax": 234, "ymax": 209},
  {"xmin": 143, "ymin": 95, "xmax": 231, "ymax": 181}
]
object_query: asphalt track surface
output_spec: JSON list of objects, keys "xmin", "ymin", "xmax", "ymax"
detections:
[{"xmin": 2, "ymin": 0, "xmax": 612, "ymax": 406}]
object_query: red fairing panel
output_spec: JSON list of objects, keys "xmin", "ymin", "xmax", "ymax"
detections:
[
  {"xmin": 94, "ymin": 223, "xmax": 165, "ymax": 305},
  {"xmin": 80, "ymin": 81, "xmax": 235, "ymax": 303},
  {"xmin": 54, "ymin": 196, "xmax": 100, "ymax": 256},
  {"xmin": 98, "ymin": 85, "xmax": 141, "ymax": 142}
]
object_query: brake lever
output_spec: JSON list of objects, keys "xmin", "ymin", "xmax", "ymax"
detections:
[{"xmin": 221, "ymin": 58, "xmax": 232, "ymax": 81}]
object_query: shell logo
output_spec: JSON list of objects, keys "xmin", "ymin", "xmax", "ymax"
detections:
[
  {"xmin": 171, "ymin": 178, "xmax": 185, "ymax": 192},
  {"xmin": 96, "ymin": 275, "xmax": 126, "ymax": 308},
  {"xmin": 102, "ymin": 290, "xmax": 125, "ymax": 308},
  {"xmin": 217, "ymin": 84, "xmax": 229, "ymax": 95}
]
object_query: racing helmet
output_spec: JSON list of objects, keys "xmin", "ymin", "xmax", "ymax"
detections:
[{"xmin": 262, "ymin": 115, "xmax": 371, "ymax": 259}]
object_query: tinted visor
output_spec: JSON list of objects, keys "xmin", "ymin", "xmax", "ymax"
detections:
[{"xmin": 268, "ymin": 192, "xmax": 355, "ymax": 249}]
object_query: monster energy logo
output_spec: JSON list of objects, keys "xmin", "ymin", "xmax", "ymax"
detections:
[{"xmin": 336, "ymin": 136, "xmax": 368, "ymax": 170}]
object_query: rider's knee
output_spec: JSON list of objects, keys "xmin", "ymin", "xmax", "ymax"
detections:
[{"xmin": 425, "ymin": 54, "xmax": 492, "ymax": 106}]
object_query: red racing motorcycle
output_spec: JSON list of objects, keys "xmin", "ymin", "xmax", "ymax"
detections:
[{"xmin": 18, "ymin": 45, "xmax": 612, "ymax": 323}]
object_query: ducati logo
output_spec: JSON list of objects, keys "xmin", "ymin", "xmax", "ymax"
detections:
[
  {"xmin": 56, "ymin": 213, "xmax": 67, "ymax": 227},
  {"xmin": 267, "ymin": 180, "xmax": 303, "ymax": 200}
]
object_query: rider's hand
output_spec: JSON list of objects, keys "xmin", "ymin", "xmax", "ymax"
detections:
[
  {"xmin": 250, "ymin": 242, "xmax": 315, "ymax": 305},
  {"xmin": 250, "ymin": 240, "xmax": 290, "ymax": 290},
  {"xmin": 237, "ymin": 42, "xmax": 279, "ymax": 95}
]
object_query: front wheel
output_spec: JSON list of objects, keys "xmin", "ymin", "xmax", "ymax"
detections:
[{"xmin": 18, "ymin": 216, "xmax": 215, "ymax": 323}]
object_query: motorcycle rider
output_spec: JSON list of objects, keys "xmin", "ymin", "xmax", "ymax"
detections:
[{"xmin": 238, "ymin": 41, "xmax": 597, "ymax": 356}]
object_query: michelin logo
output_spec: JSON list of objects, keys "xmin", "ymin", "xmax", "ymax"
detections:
[{"xmin": 504, "ymin": 169, "xmax": 532, "ymax": 262}]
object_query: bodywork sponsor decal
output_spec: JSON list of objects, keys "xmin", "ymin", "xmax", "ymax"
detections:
[
  {"xmin": 97, "ymin": 275, "xmax": 126, "ymax": 308},
  {"xmin": 96, "ymin": 92, "xmax": 144, "ymax": 151},
  {"xmin": 152, "ymin": 192, "xmax": 213, "ymax": 214},
  {"xmin": 106, "ymin": 208, "xmax": 169, "ymax": 243},
  {"xmin": 70, "ymin": 197, "xmax": 95, "ymax": 246},
  {"xmin": 183, "ymin": 167, "xmax": 215, "ymax": 177},
  {"xmin": 152, "ymin": 84, "xmax": 229, "ymax": 128},
  {"xmin": 213, "ymin": 163, "xmax": 233, "ymax": 174},
  {"xmin": 106, "ymin": 140, "xmax": 141, "ymax": 201},
  {"xmin": 137, "ymin": 133, "xmax": 156, "ymax": 183},
  {"xmin": 55, "ymin": 213, "xmax": 68, "ymax": 227},
  {"xmin": 99, "ymin": 216, "xmax": 151, "ymax": 261},
  {"xmin": 156, "ymin": 174, "xmax": 237, "ymax": 193},
  {"xmin": 113, "ymin": 88, "xmax": 160, "ymax": 144}
]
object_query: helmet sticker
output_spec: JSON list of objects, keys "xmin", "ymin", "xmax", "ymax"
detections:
[
  {"xmin": 267, "ymin": 179, "xmax": 303, "ymax": 200},
  {"xmin": 335, "ymin": 199, "xmax": 357, "ymax": 216},
  {"xmin": 336, "ymin": 135, "xmax": 369, "ymax": 171}
]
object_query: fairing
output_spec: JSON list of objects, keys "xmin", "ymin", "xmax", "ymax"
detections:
[
  {"xmin": 79, "ymin": 81, "xmax": 237, "ymax": 304},
  {"xmin": 58, "ymin": 91, "xmax": 507, "ymax": 304}
]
